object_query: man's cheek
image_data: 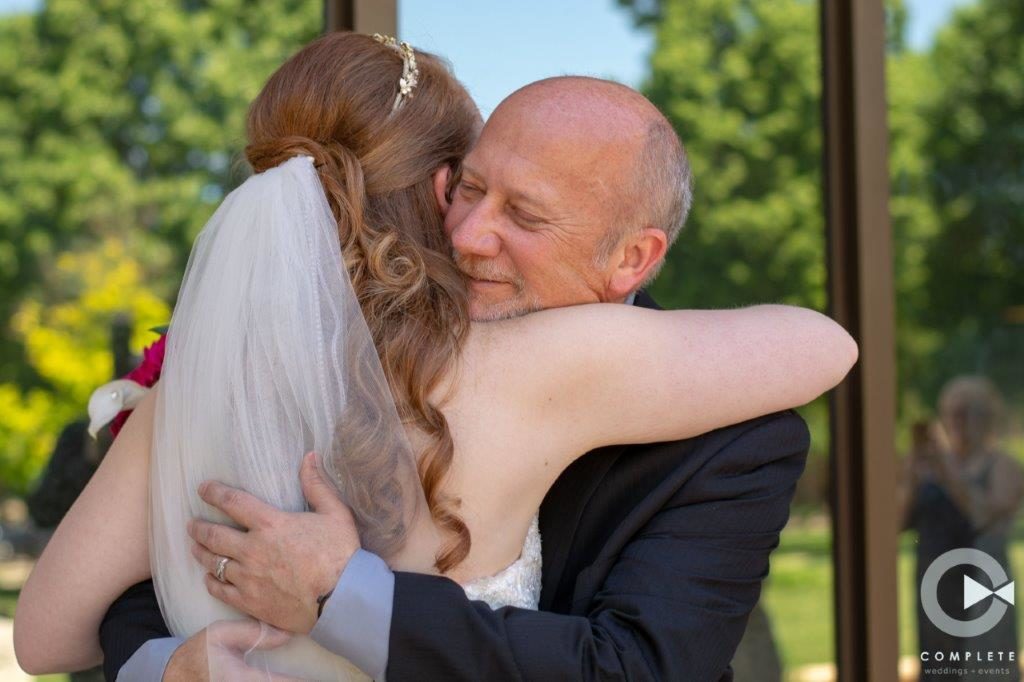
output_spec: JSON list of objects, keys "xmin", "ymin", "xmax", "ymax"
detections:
[
  {"xmin": 444, "ymin": 199, "xmax": 470, "ymax": 237},
  {"xmin": 542, "ymin": 266, "xmax": 600, "ymax": 303}
]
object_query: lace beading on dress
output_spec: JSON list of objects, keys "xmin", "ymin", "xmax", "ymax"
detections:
[{"xmin": 461, "ymin": 514, "xmax": 542, "ymax": 610}]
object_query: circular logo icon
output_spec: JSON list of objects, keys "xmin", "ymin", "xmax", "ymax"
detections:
[{"xmin": 920, "ymin": 547, "xmax": 1015, "ymax": 638}]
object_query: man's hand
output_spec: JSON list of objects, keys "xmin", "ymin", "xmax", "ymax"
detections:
[
  {"xmin": 164, "ymin": 620, "xmax": 294, "ymax": 681},
  {"xmin": 188, "ymin": 452, "xmax": 361, "ymax": 634}
]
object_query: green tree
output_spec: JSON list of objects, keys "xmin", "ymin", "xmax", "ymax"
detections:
[
  {"xmin": 618, "ymin": 0, "xmax": 826, "ymax": 312},
  {"xmin": 916, "ymin": 0, "xmax": 1024, "ymax": 404},
  {"xmin": 886, "ymin": 1, "xmax": 944, "ymax": 424},
  {"xmin": 615, "ymin": 0, "xmax": 832, "ymax": 470},
  {"xmin": 0, "ymin": 0, "xmax": 320, "ymax": 491},
  {"xmin": 615, "ymin": 0, "xmax": 1005, "ymax": 430},
  {"xmin": 0, "ymin": 0, "xmax": 321, "ymax": 380},
  {"xmin": 0, "ymin": 236, "xmax": 171, "ymax": 489}
]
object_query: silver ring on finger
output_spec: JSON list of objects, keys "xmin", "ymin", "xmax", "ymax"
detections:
[{"xmin": 215, "ymin": 555, "xmax": 231, "ymax": 583}]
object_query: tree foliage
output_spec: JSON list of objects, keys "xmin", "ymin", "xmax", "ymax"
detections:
[
  {"xmin": 618, "ymin": 0, "xmax": 1023, "ymax": 425},
  {"xmin": 916, "ymin": 0, "xmax": 1024, "ymax": 404},
  {"xmin": 2, "ymin": 0, "xmax": 1021, "ymax": 491},
  {"xmin": 619, "ymin": 0, "xmax": 826, "ymax": 312},
  {"xmin": 0, "ymin": 0, "xmax": 320, "ymax": 492}
]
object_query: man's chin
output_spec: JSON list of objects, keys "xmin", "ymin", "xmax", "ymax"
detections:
[{"xmin": 468, "ymin": 296, "xmax": 543, "ymax": 322}]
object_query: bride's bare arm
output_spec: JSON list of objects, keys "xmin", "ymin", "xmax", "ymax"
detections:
[
  {"xmin": 480, "ymin": 303, "xmax": 857, "ymax": 463},
  {"xmin": 14, "ymin": 386, "xmax": 156, "ymax": 674}
]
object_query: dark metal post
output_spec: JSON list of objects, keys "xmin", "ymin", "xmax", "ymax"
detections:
[
  {"xmin": 821, "ymin": 0, "xmax": 899, "ymax": 679},
  {"xmin": 324, "ymin": 0, "xmax": 396, "ymax": 35}
]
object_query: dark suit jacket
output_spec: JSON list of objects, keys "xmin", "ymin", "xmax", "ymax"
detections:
[{"xmin": 100, "ymin": 291, "xmax": 810, "ymax": 681}]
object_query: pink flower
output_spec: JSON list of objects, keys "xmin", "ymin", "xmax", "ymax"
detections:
[{"xmin": 110, "ymin": 333, "xmax": 167, "ymax": 438}]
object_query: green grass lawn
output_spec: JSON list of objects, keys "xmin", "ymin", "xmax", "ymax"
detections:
[
  {"xmin": 760, "ymin": 519, "xmax": 836, "ymax": 670},
  {"xmin": 763, "ymin": 519, "xmax": 937, "ymax": 670},
  {"xmin": 0, "ymin": 587, "xmax": 19, "ymax": 620},
  {"xmin": 764, "ymin": 517, "xmax": 1024, "ymax": 673}
]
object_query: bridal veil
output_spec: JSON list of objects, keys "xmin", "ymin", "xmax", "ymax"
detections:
[{"xmin": 149, "ymin": 155, "xmax": 424, "ymax": 679}]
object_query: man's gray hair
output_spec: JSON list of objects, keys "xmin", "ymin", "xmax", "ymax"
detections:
[{"xmin": 595, "ymin": 117, "xmax": 694, "ymax": 284}]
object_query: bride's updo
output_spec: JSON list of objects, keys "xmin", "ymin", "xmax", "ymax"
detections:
[{"xmin": 244, "ymin": 32, "xmax": 480, "ymax": 572}]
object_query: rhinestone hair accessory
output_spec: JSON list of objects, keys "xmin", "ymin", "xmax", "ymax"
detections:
[{"xmin": 373, "ymin": 33, "xmax": 420, "ymax": 112}]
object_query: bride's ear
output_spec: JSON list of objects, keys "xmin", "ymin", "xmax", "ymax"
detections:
[{"xmin": 432, "ymin": 165, "xmax": 452, "ymax": 217}]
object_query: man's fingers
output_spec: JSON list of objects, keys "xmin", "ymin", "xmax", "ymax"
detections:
[
  {"xmin": 204, "ymin": 573, "xmax": 245, "ymax": 610},
  {"xmin": 300, "ymin": 452, "xmax": 346, "ymax": 515},
  {"xmin": 189, "ymin": 519, "xmax": 247, "ymax": 561},
  {"xmin": 191, "ymin": 541, "xmax": 242, "ymax": 583},
  {"xmin": 199, "ymin": 481, "xmax": 273, "ymax": 528}
]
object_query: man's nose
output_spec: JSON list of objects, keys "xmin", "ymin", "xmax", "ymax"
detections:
[{"xmin": 450, "ymin": 202, "xmax": 502, "ymax": 259}]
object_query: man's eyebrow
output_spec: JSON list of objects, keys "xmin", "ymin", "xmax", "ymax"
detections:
[
  {"xmin": 508, "ymin": 185, "xmax": 558, "ymax": 215},
  {"xmin": 462, "ymin": 161, "xmax": 557, "ymax": 215},
  {"xmin": 460, "ymin": 163, "xmax": 484, "ymax": 182}
]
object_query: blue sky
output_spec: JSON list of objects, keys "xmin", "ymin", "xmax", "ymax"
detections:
[
  {"xmin": 399, "ymin": 0, "xmax": 653, "ymax": 118},
  {"xmin": 904, "ymin": 0, "xmax": 974, "ymax": 50},
  {"xmin": 398, "ymin": 0, "xmax": 975, "ymax": 116},
  {"xmin": 1, "ymin": 0, "xmax": 974, "ymax": 116}
]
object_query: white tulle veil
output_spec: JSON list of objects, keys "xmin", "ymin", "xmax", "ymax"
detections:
[{"xmin": 149, "ymin": 155, "xmax": 425, "ymax": 680}]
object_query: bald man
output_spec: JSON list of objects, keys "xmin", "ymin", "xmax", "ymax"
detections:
[{"xmin": 102, "ymin": 77, "xmax": 808, "ymax": 681}]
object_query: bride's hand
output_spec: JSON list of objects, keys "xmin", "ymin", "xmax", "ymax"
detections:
[
  {"xmin": 165, "ymin": 620, "xmax": 295, "ymax": 681},
  {"xmin": 188, "ymin": 452, "xmax": 361, "ymax": 634}
]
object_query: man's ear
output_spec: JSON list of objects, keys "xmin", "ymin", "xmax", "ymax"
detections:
[
  {"xmin": 432, "ymin": 165, "xmax": 452, "ymax": 218},
  {"xmin": 606, "ymin": 227, "xmax": 668, "ymax": 300}
]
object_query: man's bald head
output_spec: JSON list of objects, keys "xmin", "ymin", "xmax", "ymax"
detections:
[
  {"xmin": 491, "ymin": 77, "xmax": 692, "ymax": 267},
  {"xmin": 442, "ymin": 77, "xmax": 692, "ymax": 320},
  {"xmin": 495, "ymin": 76, "xmax": 660, "ymax": 136}
]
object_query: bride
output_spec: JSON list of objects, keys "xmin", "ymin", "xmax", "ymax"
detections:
[{"xmin": 14, "ymin": 31, "xmax": 857, "ymax": 679}]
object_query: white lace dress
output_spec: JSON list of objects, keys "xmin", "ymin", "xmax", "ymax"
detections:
[{"xmin": 462, "ymin": 513, "xmax": 543, "ymax": 609}]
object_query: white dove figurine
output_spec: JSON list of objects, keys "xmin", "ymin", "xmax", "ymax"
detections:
[{"xmin": 87, "ymin": 379, "xmax": 151, "ymax": 438}]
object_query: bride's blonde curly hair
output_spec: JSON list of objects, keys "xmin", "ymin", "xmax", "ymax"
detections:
[{"xmin": 244, "ymin": 32, "xmax": 479, "ymax": 572}]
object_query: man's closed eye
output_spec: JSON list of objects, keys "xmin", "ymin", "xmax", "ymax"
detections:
[
  {"xmin": 512, "ymin": 207, "xmax": 546, "ymax": 227},
  {"xmin": 459, "ymin": 181, "xmax": 484, "ymax": 200}
]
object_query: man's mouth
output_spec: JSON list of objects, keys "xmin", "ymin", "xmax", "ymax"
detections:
[
  {"xmin": 466, "ymin": 276, "xmax": 516, "ymax": 294},
  {"xmin": 459, "ymin": 268, "xmax": 511, "ymax": 285}
]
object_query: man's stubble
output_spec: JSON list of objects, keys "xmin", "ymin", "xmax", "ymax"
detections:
[{"xmin": 453, "ymin": 250, "xmax": 545, "ymax": 322}]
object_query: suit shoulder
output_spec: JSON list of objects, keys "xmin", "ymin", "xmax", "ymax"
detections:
[
  {"xmin": 687, "ymin": 409, "xmax": 810, "ymax": 460},
  {"xmin": 712, "ymin": 408, "xmax": 805, "ymax": 435}
]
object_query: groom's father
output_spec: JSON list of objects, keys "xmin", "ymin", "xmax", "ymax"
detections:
[{"xmin": 103, "ymin": 77, "xmax": 810, "ymax": 681}]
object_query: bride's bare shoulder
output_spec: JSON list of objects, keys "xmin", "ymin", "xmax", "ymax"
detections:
[
  {"xmin": 457, "ymin": 303, "xmax": 649, "ymax": 398},
  {"xmin": 466, "ymin": 303, "xmax": 648, "ymax": 348}
]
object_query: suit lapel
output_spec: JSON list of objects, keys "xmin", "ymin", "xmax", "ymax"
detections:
[
  {"xmin": 633, "ymin": 289, "xmax": 661, "ymax": 311},
  {"xmin": 538, "ymin": 445, "xmax": 625, "ymax": 610},
  {"xmin": 537, "ymin": 290, "xmax": 660, "ymax": 610}
]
